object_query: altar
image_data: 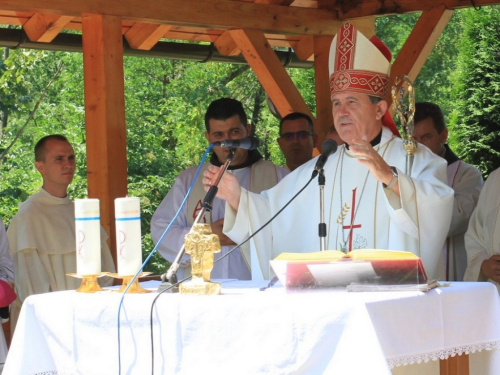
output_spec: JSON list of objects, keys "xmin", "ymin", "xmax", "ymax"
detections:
[{"xmin": 3, "ymin": 280, "xmax": 500, "ymax": 374}]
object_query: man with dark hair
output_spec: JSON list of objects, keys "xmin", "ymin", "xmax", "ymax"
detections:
[
  {"xmin": 7, "ymin": 134, "xmax": 115, "ymax": 334},
  {"xmin": 414, "ymin": 102, "xmax": 483, "ymax": 281},
  {"xmin": 277, "ymin": 112, "xmax": 317, "ymax": 171},
  {"xmin": 151, "ymin": 98, "xmax": 288, "ymax": 280}
]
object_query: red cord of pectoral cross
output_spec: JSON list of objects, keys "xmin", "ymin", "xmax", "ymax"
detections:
[{"xmin": 342, "ymin": 188, "xmax": 362, "ymax": 252}]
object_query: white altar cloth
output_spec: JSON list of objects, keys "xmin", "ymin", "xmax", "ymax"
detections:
[{"xmin": 3, "ymin": 280, "xmax": 500, "ymax": 375}]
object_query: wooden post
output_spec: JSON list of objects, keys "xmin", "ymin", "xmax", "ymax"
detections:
[
  {"xmin": 440, "ymin": 354, "xmax": 470, "ymax": 375},
  {"xmin": 314, "ymin": 35, "xmax": 334, "ymax": 151},
  {"xmin": 82, "ymin": 13, "xmax": 128, "ymax": 267}
]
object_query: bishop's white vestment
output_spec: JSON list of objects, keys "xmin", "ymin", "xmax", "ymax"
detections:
[
  {"xmin": 224, "ymin": 127, "xmax": 454, "ymax": 280},
  {"xmin": 7, "ymin": 189, "xmax": 116, "ymax": 333}
]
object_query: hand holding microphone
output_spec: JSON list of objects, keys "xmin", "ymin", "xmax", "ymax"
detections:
[{"xmin": 203, "ymin": 165, "xmax": 242, "ymax": 211}]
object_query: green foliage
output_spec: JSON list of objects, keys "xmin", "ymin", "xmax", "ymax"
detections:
[
  {"xmin": 377, "ymin": 12, "xmax": 463, "ymax": 122},
  {"xmin": 449, "ymin": 6, "xmax": 500, "ymax": 177}
]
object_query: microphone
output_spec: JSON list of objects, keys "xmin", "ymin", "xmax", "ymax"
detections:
[
  {"xmin": 314, "ymin": 139, "xmax": 338, "ymax": 172},
  {"xmin": 212, "ymin": 136, "xmax": 260, "ymax": 150}
]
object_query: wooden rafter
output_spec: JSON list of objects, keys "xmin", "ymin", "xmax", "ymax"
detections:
[
  {"xmin": 0, "ymin": 0, "xmax": 498, "ymax": 38},
  {"xmin": 124, "ymin": 22, "xmax": 172, "ymax": 50},
  {"xmin": 229, "ymin": 28, "xmax": 313, "ymax": 118},
  {"xmin": 23, "ymin": 13, "xmax": 73, "ymax": 42},
  {"xmin": 291, "ymin": 36, "xmax": 314, "ymax": 61},
  {"xmin": 215, "ymin": 30, "xmax": 241, "ymax": 56}
]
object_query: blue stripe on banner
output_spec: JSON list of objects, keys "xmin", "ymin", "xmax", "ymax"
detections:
[
  {"xmin": 116, "ymin": 217, "xmax": 141, "ymax": 221},
  {"xmin": 75, "ymin": 217, "xmax": 100, "ymax": 221}
]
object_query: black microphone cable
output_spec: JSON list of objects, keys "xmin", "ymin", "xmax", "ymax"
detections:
[{"xmin": 148, "ymin": 171, "xmax": 317, "ymax": 375}]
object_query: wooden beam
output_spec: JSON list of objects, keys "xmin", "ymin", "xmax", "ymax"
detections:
[
  {"xmin": 439, "ymin": 354, "xmax": 469, "ymax": 375},
  {"xmin": 351, "ymin": 16, "xmax": 376, "ymax": 38},
  {"xmin": 0, "ymin": 0, "xmax": 498, "ymax": 36},
  {"xmin": 229, "ymin": 28, "xmax": 313, "ymax": 119},
  {"xmin": 23, "ymin": 13, "xmax": 73, "ymax": 42},
  {"xmin": 292, "ymin": 36, "xmax": 314, "ymax": 61},
  {"xmin": 82, "ymin": 13, "xmax": 128, "ymax": 268},
  {"xmin": 214, "ymin": 30, "xmax": 241, "ymax": 56},
  {"xmin": 314, "ymin": 34, "xmax": 335, "ymax": 148},
  {"xmin": 387, "ymin": 5, "xmax": 453, "ymax": 110},
  {"xmin": 0, "ymin": 0, "xmax": 340, "ymax": 35},
  {"xmin": 125, "ymin": 22, "xmax": 171, "ymax": 50}
]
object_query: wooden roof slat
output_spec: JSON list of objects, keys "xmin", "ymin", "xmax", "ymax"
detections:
[
  {"xmin": 215, "ymin": 30, "xmax": 241, "ymax": 56},
  {"xmin": 23, "ymin": 13, "xmax": 73, "ymax": 42},
  {"xmin": 125, "ymin": 22, "xmax": 171, "ymax": 50},
  {"xmin": 291, "ymin": 36, "xmax": 314, "ymax": 61}
]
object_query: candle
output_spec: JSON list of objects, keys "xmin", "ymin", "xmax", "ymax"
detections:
[
  {"xmin": 75, "ymin": 198, "xmax": 101, "ymax": 276},
  {"xmin": 115, "ymin": 197, "xmax": 142, "ymax": 276}
]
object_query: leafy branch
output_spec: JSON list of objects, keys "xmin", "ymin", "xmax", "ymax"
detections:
[{"xmin": 0, "ymin": 62, "xmax": 64, "ymax": 165}]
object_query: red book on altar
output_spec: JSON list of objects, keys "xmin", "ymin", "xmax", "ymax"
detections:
[{"xmin": 270, "ymin": 249, "xmax": 428, "ymax": 289}]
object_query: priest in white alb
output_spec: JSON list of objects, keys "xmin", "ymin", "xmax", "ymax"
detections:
[
  {"xmin": 464, "ymin": 167, "xmax": 500, "ymax": 290},
  {"xmin": 202, "ymin": 23, "xmax": 454, "ymax": 281},
  {"xmin": 7, "ymin": 135, "xmax": 115, "ymax": 334}
]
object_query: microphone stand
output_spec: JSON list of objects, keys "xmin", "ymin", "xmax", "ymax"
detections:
[
  {"xmin": 318, "ymin": 168, "xmax": 327, "ymax": 251},
  {"xmin": 158, "ymin": 149, "xmax": 236, "ymax": 293}
]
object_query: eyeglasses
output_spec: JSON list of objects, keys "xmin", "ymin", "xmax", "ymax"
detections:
[{"xmin": 280, "ymin": 131, "xmax": 313, "ymax": 141}]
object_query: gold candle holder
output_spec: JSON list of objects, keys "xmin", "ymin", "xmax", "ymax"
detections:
[
  {"xmin": 108, "ymin": 272, "xmax": 152, "ymax": 293},
  {"xmin": 67, "ymin": 273, "xmax": 109, "ymax": 293}
]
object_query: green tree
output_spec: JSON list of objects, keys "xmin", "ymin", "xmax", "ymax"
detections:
[
  {"xmin": 377, "ymin": 11, "xmax": 463, "ymax": 121},
  {"xmin": 449, "ymin": 6, "xmax": 500, "ymax": 177}
]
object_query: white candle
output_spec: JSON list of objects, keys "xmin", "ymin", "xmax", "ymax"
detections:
[
  {"xmin": 75, "ymin": 198, "xmax": 101, "ymax": 276},
  {"xmin": 115, "ymin": 197, "xmax": 142, "ymax": 276}
]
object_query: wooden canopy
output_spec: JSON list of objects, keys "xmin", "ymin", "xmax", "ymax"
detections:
[{"xmin": 0, "ymin": 0, "xmax": 498, "ymax": 271}]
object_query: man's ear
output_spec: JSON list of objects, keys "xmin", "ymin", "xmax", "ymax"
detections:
[
  {"xmin": 376, "ymin": 100, "xmax": 388, "ymax": 120},
  {"xmin": 35, "ymin": 161, "xmax": 44, "ymax": 174},
  {"xmin": 204, "ymin": 131, "xmax": 210, "ymax": 143},
  {"xmin": 245, "ymin": 124, "xmax": 252, "ymax": 136},
  {"xmin": 441, "ymin": 128, "xmax": 449, "ymax": 144}
]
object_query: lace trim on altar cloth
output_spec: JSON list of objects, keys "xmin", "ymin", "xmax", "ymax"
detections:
[
  {"xmin": 388, "ymin": 340, "xmax": 500, "ymax": 368},
  {"xmin": 32, "ymin": 371, "xmax": 74, "ymax": 375}
]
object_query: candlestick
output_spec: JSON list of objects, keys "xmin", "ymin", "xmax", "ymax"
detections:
[
  {"xmin": 115, "ymin": 197, "xmax": 142, "ymax": 276},
  {"xmin": 75, "ymin": 198, "xmax": 101, "ymax": 276}
]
